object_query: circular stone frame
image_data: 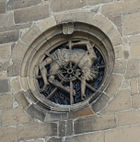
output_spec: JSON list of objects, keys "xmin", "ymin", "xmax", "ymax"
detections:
[{"xmin": 20, "ymin": 22, "xmax": 114, "ymax": 112}]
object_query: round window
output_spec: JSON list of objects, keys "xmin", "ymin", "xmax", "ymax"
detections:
[{"xmin": 21, "ymin": 22, "xmax": 114, "ymax": 111}]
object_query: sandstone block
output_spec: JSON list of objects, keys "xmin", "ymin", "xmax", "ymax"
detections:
[
  {"xmin": 105, "ymin": 125, "xmax": 140, "ymax": 142},
  {"xmin": 65, "ymin": 132, "xmax": 104, "ymax": 142},
  {"xmin": 37, "ymin": 17, "xmax": 56, "ymax": 33},
  {"xmin": 69, "ymin": 107, "xmax": 94, "ymax": 119},
  {"xmin": 113, "ymin": 60, "xmax": 126, "ymax": 74},
  {"xmin": 14, "ymin": 4, "xmax": 49, "ymax": 23},
  {"xmin": 27, "ymin": 104, "xmax": 45, "ymax": 121},
  {"xmin": 114, "ymin": 45, "xmax": 123, "ymax": 59},
  {"xmin": 58, "ymin": 120, "xmax": 73, "ymax": 137},
  {"xmin": 45, "ymin": 111, "xmax": 67, "ymax": 122},
  {"xmin": 46, "ymin": 138, "xmax": 62, "ymax": 142},
  {"xmin": 11, "ymin": 77, "xmax": 21, "ymax": 92},
  {"xmin": 21, "ymin": 25, "xmax": 41, "ymax": 46},
  {"xmin": 0, "ymin": 94, "xmax": 13, "ymax": 109},
  {"xmin": 102, "ymin": 2, "xmax": 123, "ymax": 17},
  {"xmin": 15, "ymin": 91, "xmax": 29, "ymax": 108},
  {"xmin": 50, "ymin": 0, "xmax": 86, "ymax": 12},
  {"xmin": 7, "ymin": 0, "xmax": 41, "ymax": 10},
  {"xmin": 123, "ymin": 12, "xmax": 140, "ymax": 35},
  {"xmin": 74, "ymin": 114, "xmax": 116, "ymax": 134},
  {"xmin": 92, "ymin": 93, "xmax": 109, "ymax": 113},
  {"xmin": 117, "ymin": 110, "xmax": 140, "ymax": 126},
  {"xmin": 123, "ymin": 0, "xmax": 140, "ymax": 14},
  {"xmin": 130, "ymin": 42, "xmax": 140, "ymax": 57},
  {"xmin": 125, "ymin": 59, "xmax": 139, "ymax": 79},
  {"xmin": 0, "ymin": 79, "xmax": 10, "ymax": 93},
  {"xmin": 105, "ymin": 74, "xmax": 122, "ymax": 97},
  {"xmin": 7, "ymin": 61, "xmax": 21, "ymax": 77},
  {"xmin": 0, "ymin": 127, "xmax": 17, "ymax": 142},
  {"xmin": 0, "ymin": 30, "xmax": 19, "ymax": 44},
  {"xmin": 105, "ymin": 89, "xmax": 131, "ymax": 112},
  {"xmin": 130, "ymin": 79, "xmax": 138, "ymax": 95},
  {"xmin": 0, "ymin": 0, "xmax": 6, "ymax": 14},
  {"xmin": 88, "ymin": 0, "xmax": 112, "ymax": 6},
  {"xmin": 2, "ymin": 107, "xmax": 30, "ymax": 126},
  {"xmin": 17, "ymin": 123, "xmax": 57, "ymax": 141},
  {"xmin": 0, "ymin": 44, "xmax": 11, "ymax": 63},
  {"xmin": 0, "ymin": 12, "xmax": 14, "ymax": 28},
  {"xmin": 132, "ymin": 95, "xmax": 140, "ymax": 108}
]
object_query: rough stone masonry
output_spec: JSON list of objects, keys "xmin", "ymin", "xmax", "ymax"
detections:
[{"xmin": 1, "ymin": 0, "xmax": 140, "ymax": 142}]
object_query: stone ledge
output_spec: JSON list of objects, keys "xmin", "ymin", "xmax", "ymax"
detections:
[{"xmin": 74, "ymin": 114, "xmax": 116, "ymax": 134}]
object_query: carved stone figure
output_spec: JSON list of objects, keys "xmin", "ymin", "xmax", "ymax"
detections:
[{"xmin": 37, "ymin": 40, "xmax": 98, "ymax": 103}]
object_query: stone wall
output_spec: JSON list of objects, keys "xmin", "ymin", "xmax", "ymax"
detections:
[{"xmin": 0, "ymin": 0, "xmax": 140, "ymax": 142}]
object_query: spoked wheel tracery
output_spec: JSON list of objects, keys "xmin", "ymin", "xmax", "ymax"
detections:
[{"xmin": 35, "ymin": 39, "xmax": 105, "ymax": 105}]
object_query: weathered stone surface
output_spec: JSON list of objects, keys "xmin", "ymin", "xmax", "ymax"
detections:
[
  {"xmin": 45, "ymin": 111, "xmax": 67, "ymax": 122},
  {"xmin": 92, "ymin": 93, "xmax": 109, "ymax": 113},
  {"xmin": 113, "ymin": 60, "xmax": 126, "ymax": 74},
  {"xmin": 50, "ymin": 0, "xmax": 86, "ymax": 12},
  {"xmin": 88, "ymin": 0, "xmax": 112, "ymax": 5},
  {"xmin": 58, "ymin": 120, "xmax": 73, "ymax": 136},
  {"xmin": 107, "ymin": 28, "xmax": 122, "ymax": 46},
  {"xmin": 130, "ymin": 42, "xmax": 140, "ymax": 57},
  {"xmin": 7, "ymin": 61, "xmax": 21, "ymax": 76},
  {"xmin": 0, "ymin": 0, "xmax": 6, "ymax": 14},
  {"xmin": 11, "ymin": 40, "xmax": 27, "ymax": 61},
  {"xmin": 105, "ymin": 125, "xmax": 140, "ymax": 142},
  {"xmin": 130, "ymin": 79, "xmax": 138, "ymax": 95},
  {"xmin": 0, "ymin": 12, "xmax": 14, "ymax": 28},
  {"xmin": 46, "ymin": 137, "xmax": 62, "ymax": 142},
  {"xmin": 11, "ymin": 77, "xmax": 21, "ymax": 92},
  {"xmin": 102, "ymin": 2, "xmax": 123, "ymax": 17},
  {"xmin": 128, "ymin": 34, "xmax": 140, "ymax": 43},
  {"xmin": 7, "ymin": 0, "xmax": 41, "ymax": 10},
  {"xmin": 37, "ymin": 16, "xmax": 56, "ymax": 33},
  {"xmin": 123, "ymin": 12, "xmax": 140, "ymax": 35},
  {"xmin": 59, "ymin": 121, "xmax": 65, "ymax": 137},
  {"xmin": 105, "ymin": 74, "xmax": 122, "ymax": 97},
  {"xmin": 0, "ymin": 62, "xmax": 9, "ymax": 72},
  {"xmin": 123, "ymin": 0, "xmax": 140, "ymax": 14},
  {"xmin": 17, "ymin": 123, "xmax": 57, "ymax": 140},
  {"xmin": 125, "ymin": 59, "xmax": 139, "ymax": 79},
  {"xmin": 14, "ymin": 5, "xmax": 49, "ymax": 23},
  {"xmin": 0, "ymin": 44, "xmax": 11, "ymax": 63},
  {"xmin": 129, "ymin": 34, "xmax": 140, "ymax": 57},
  {"xmin": 114, "ymin": 45, "xmax": 123, "ymax": 59},
  {"xmin": 65, "ymin": 132, "xmax": 104, "ymax": 142},
  {"xmin": 15, "ymin": 91, "xmax": 29, "ymax": 108},
  {"xmin": 105, "ymin": 89, "xmax": 131, "ymax": 112},
  {"xmin": 0, "ymin": 30, "xmax": 19, "ymax": 44},
  {"xmin": 117, "ymin": 110, "xmax": 140, "ymax": 126},
  {"xmin": 74, "ymin": 114, "xmax": 116, "ymax": 134},
  {"xmin": 0, "ymin": 79, "xmax": 10, "ymax": 93},
  {"xmin": 66, "ymin": 119, "xmax": 73, "ymax": 136},
  {"xmin": 109, "ymin": 15, "xmax": 122, "ymax": 34},
  {"xmin": 0, "ymin": 94, "xmax": 13, "ymax": 109},
  {"xmin": 132, "ymin": 95, "xmax": 140, "ymax": 108},
  {"xmin": 27, "ymin": 104, "xmax": 45, "ymax": 121},
  {"xmin": 123, "ymin": 50, "xmax": 129, "ymax": 59},
  {"xmin": 69, "ymin": 107, "xmax": 94, "ymax": 119},
  {"xmin": 0, "ymin": 23, "xmax": 32, "ymax": 33},
  {"xmin": 21, "ymin": 25, "xmax": 41, "ymax": 46},
  {"xmin": 138, "ymin": 77, "xmax": 140, "ymax": 92},
  {"xmin": 31, "ymin": 140, "xmax": 44, "ymax": 142},
  {"xmin": 0, "ymin": 127, "xmax": 17, "ymax": 142},
  {"xmin": 2, "ymin": 107, "xmax": 30, "ymax": 126},
  {"xmin": 0, "ymin": 112, "xmax": 1, "ymax": 127},
  {"xmin": 121, "ymin": 80, "xmax": 130, "ymax": 89}
]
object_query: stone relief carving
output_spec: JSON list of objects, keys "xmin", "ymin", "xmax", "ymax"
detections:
[{"xmin": 36, "ymin": 40, "xmax": 104, "ymax": 105}]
